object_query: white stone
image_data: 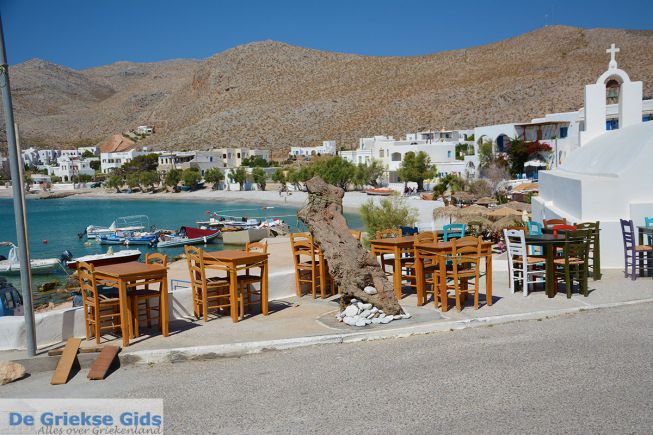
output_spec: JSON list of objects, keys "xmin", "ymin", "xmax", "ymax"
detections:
[
  {"xmin": 393, "ymin": 314, "xmax": 403, "ymax": 320},
  {"xmin": 0, "ymin": 361, "xmax": 26, "ymax": 385},
  {"xmin": 380, "ymin": 317, "xmax": 392, "ymax": 324},
  {"xmin": 378, "ymin": 313, "xmax": 386, "ymax": 318},
  {"xmin": 360, "ymin": 309, "xmax": 371, "ymax": 318},
  {"xmin": 355, "ymin": 319, "xmax": 367, "ymax": 327},
  {"xmin": 343, "ymin": 317, "xmax": 356, "ymax": 326},
  {"xmin": 366, "ymin": 312, "xmax": 375, "ymax": 319},
  {"xmin": 350, "ymin": 299, "xmax": 358, "ymax": 304},
  {"xmin": 371, "ymin": 307, "xmax": 378, "ymax": 313},
  {"xmin": 363, "ymin": 286, "xmax": 378, "ymax": 295},
  {"xmin": 372, "ymin": 317, "xmax": 382, "ymax": 324},
  {"xmin": 401, "ymin": 313, "xmax": 412, "ymax": 319},
  {"xmin": 365, "ymin": 319, "xmax": 372, "ymax": 325},
  {"xmin": 360, "ymin": 303, "xmax": 372, "ymax": 310},
  {"xmin": 344, "ymin": 305, "xmax": 359, "ymax": 317}
]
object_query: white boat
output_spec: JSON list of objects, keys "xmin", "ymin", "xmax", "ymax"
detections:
[
  {"xmin": 85, "ymin": 215, "xmax": 150, "ymax": 239},
  {"xmin": 157, "ymin": 227, "xmax": 221, "ymax": 248},
  {"xmin": 0, "ymin": 242, "xmax": 61, "ymax": 275},
  {"xmin": 65, "ymin": 248, "xmax": 142, "ymax": 270}
]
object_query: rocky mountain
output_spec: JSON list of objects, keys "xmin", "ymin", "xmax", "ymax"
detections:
[{"xmin": 3, "ymin": 26, "xmax": 653, "ymax": 157}]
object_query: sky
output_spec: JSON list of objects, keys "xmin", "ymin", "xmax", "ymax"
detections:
[{"xmin": 1, "ymin": 0, "xmax": 652, "ymax": 69}]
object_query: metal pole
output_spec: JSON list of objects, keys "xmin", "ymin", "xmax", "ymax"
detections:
[{"xmin": 0, "ymin": 13, "xmax": 36, "ymax": 356}]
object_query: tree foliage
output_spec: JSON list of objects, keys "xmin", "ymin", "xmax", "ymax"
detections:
[
  {"xmin": 397, "ymin": 151, "xmax": 437, "ymax": 191},
  {"xmin": 126, "ymin": 173, "xmax": 140, "ymax": 190},
  {"xmin": 505, "ymin": 139, "xmax": 552, "ymax": 177},
  {"xmin": 106, "ymin": 174, "xmax": 123, "ymax": 192},
  {"xmin": 120, "ymin": 153, "xmax": 159, "ymax": 175},
  {"xmin": 203, "ymin": 168, "xmax": 225, "ymax": 190},
  {"xmin": 229, "ymin": 167, "xmax": 248, "ymax": 191},
  {"xmin": 251, "ymin": 167, "xmax": 268, "ymax": 191},
  {"xmin": 271, "ymin": 167, "xmax": 286, "ymax": 184},
  {"xmin": 164, "ymin": 169, "xmax": 181, "ymax": 191},
  {"xmin": 89, "ymin": 160, "xmax": 101, "ymax": 171},
  {"xmin": 182, "ymin": 168, "xmax": 201, "ymax": 188},
  {"xmin": 139, "ymin": 171, "xmax": 159, "ymax": 192},
  {"xmin": 241, "ymin": 156, "xmax": 276, "ymax": 167},
  {"xmin": 360, "ymin": 198, "xmax": 417, "ymax": 244}
]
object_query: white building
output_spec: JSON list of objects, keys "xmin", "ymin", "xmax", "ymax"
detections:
[
  {"xmin": 532, "ymin": 44, "xmax": 653, "ymax": 268},
  {"xmin": 134, "ymin": 126, "xmax": 154, "ymax": 135},
  {"xmin": 290, "ymin": 140, "xmax": 337, "ymax": 157},
  {"xmin": 100, "ymin": 148, "xmax": 149, "ymax": 174},
  {"xmin": 77, "ymin": 146, "xmax": 99, "ymax": 157},
  {"xmin": 47, "ymin": 156, "xmax": 95, "ymax": 181},
  {"xmin": 213, "ymin": 147, "xmax": 270, "ymax": 168},
  {"xmin": 158, "ymin": 151, "xmax": 226, "ymax": 176},
  {"xmin": 340, "ymin": 131, "xmax": 478, "ymax": 183}
]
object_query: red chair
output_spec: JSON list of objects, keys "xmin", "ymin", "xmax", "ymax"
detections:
[{"xmin": 552, "ymin": 224, "xmax": 577, "ymax": 237}]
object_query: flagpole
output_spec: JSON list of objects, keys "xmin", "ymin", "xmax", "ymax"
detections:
[{"xmin": 0, "ymin": 12, "xmax": 37, "ymax": 357}]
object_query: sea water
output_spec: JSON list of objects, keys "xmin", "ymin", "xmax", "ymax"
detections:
[{"xmin": 0, "ymin": 197, "xmax": 363, "ymax": 303}]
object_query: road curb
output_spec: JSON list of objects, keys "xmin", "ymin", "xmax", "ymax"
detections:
[{"xmin": 118, "ymin": 298, "xmax": 653, "ymax": 367}]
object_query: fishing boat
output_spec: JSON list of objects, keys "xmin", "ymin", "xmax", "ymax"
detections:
[
  {"xmin": 365, "ymin": 188, "xmax": 394, "ymax": 196},
  {"xmin": 84, "ymin": 215, "xmax": 150, "ymax": 239},
  {"xmin": 64, "ymin": 248, "xmax": 142, "ymax": 270},
  {"xmin": 125, "ymin": 231, "xmax": 160, "ymax": 246},
  {"xmin": 0, "ymin": 242, "xmax": 62, "ymax": 275},
  {"xmin": 157, "ymin": 226, "xmax": 221, "ymax": 248},
  {"xmin": 98, "ymin": 233, "xmax": 126, "ymax": 245}
]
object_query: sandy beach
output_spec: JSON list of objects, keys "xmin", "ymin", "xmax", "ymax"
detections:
[{"xmin": 1, "ymin": 186, "xmax": 441, "ymax": 226}]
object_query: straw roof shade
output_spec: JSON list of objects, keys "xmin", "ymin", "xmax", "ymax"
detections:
[
  {"xmin": 502, "ymin": 201, "xmax": 532, "ymax": 212},
  {"xmin": 487, "ymin": 207, "xmax": 523, "ymax": 219},
  {"xmin": 433, "ymin": 205, "xmax": 462, "ymax": 220},
  {"xmin": 451, "ymin": 191, "xmax": 476, "ymax": 202},
  {"xmin": 454, "ymin": 215, "xmax": 493, "ymax": 228},
  {"xmin": 475, "ymin": 196, "xmax": 498, "ymax": 206},
  {"xmin": 458, "ymin": 204, "xmax": 491, "ymax": 217},
  {"xmin": 512, "ymin": 182, "xmax": 539, "ymax": 193},
  {"xmin": 490, "ymin": 215, "xmax": 525, "ymax": 232}
]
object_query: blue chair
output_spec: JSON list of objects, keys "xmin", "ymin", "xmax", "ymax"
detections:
[
  {"xmin": 645, "ymin": 217, "xmax": 653, "ymax": 244},
  {"xmin": 400, "ymin": 226, "xmax": 418, "ymax": 236},
  {"xmin": 443, "ymin": 224, "xmax": 466, "ymax": 242},
  {"xmin": 526, "ymin": 221, "xmax": 543, "ymax": 255}
]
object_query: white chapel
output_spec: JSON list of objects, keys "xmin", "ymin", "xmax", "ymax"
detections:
[{"xmin": 532, "ymin": 44, "xmax": 653, "ymax": 268}]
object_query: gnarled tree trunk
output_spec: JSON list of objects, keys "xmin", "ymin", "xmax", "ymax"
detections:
[{"xmin": 297, "ymin": 176, "xmax": 403, "ymax": 315}]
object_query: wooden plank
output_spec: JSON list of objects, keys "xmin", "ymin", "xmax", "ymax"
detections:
[
  {"xmin": 87, "ymin": 345, "xmax": 120, "ymax": 380},
  {"xmin": 47, "ymin": 346, "xmax": 103, "ymax": 357},
  {"xmin": 50, "ymin": 338, "xmax": 82, "ymax": 385}
]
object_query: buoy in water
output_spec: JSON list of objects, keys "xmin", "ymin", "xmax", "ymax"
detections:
[{"xmin": 42, "ymin": 239, "xmax": 47, "ymax": 245}]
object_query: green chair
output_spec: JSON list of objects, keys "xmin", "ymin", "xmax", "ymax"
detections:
[
  {"xmin": 575, "ymin": 221, "xmax": 601, "ymax": 280},
  {"xmin": 553, "ymin": 229, "xmax": 591, "ymax": 298}
]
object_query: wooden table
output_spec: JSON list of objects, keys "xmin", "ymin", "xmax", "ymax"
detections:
[
  {"xmin": 524, "ymin": 234, "xmax": 567, "ymax": 298},
  {"xmin": 413, "ymin": 240, "xmax": 493, "ymax": 312},
  {"xmin": 204, "ymin": 250, "xmax": 270, "ymax": 322},
  {"xmin": 636, "ymin": 226, "xmax": 653, "ymax": 277},
  {"xmin": 369, "ymin": 236, "xmax": 416, "ymax": 298},
  {"xmin": 93, "ymin": 261, "xmax": 169, "ymax": 347}
]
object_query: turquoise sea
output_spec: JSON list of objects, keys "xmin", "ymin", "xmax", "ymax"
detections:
[{"xmin": 0, "ymin": 197, "xmax": 363, "ymax": 303}]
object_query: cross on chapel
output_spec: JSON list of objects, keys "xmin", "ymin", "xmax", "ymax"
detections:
[{"xmin": 607, "ymin": 43, "xmax": 619, "ymax": 69}]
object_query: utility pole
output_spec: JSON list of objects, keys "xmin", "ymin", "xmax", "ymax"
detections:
[{"xmin": 0, "ymin": 13, "xmax": 37, "ymax": 356}]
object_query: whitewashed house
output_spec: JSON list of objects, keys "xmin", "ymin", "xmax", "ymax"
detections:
[
  {"xmin": 100, "ymin": 148, "xmax": 150, "ymax": 174},
  {"xmin": 213, "ymin": 147, "xmax": 270, "ymax": 168},
  {"xmin": 47, "ymin": 156, "xmax": 95, "ymax": 181},
  {"xmin": 134, "ymin": 126, "xmax": 154, "ymax": 135},
  {"xmin": 532, "ymin": 45, "xmax": 653, "ymax": 268},
  {"xmin": 290, "ymin": 140, "xmax": 337, "ymax": 157},
  {"xmin": 157, "ymin": 151, "xmax": 226, "ymax": 176}
]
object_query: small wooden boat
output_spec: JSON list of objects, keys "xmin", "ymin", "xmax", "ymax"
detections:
[
  {"xmin": 366, "ymin": 188, "xmax": 394, "ymax": 196},
  {"xmin": 0, "ymin": 242, "xmax": 61, "ymax": 275},
  {"xmin": 157, "ymin": 226, "xmax": 221, "ymax": 248},
  {"xmin": 221, "ymin": 228, "xmax": 269, "ymax": 246},
  {"xmin": 65, "ymin": 249, "xmax": 142, "ymax": 270}
]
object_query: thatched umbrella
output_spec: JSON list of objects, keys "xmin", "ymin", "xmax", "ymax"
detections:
[
  {"xmin": 490, "ymin": 215, "xmax": 524, "ymax": 232},
  {"xmin": 451, "ymin": 191, "xmax": 476, "ymax": 203},
  {"xmin": 433, "ymin": 205, "xmax": 462, "ymax": 223},
  {"xmin": 459, "ymin": 204, "xmax": 491, "ymax": 217},
  {"xmin": 502, "ymin": 201, "xmax": 532, "ymax": 212},
  {"xmin": 487, "ymin": 207, "xmax": 523, "ymax": 219},
  {"xmin": 475, "ymin": 196, "xmax": 498, "ymax": 206},
  {"xmin": 455, "ymin": 215, "xmax": 493, "ymax": 227}
]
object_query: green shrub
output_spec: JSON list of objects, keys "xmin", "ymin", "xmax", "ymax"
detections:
[{"xmin": 360, "ymin": 198, "xmax": 417, "ymax": 244}]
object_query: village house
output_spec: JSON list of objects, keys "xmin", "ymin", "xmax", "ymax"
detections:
[{"xmin": 289, "ymin": 140, "xmax": 337, "ymax": 157}]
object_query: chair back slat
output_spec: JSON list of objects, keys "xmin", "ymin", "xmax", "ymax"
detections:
[
  {"xmin": 146, "ymin": 252, "xmax": 167, "ymax": 267},
  {"xmin": 564, "ymin": 229, "xmax": 592, "ymax": 261},
  {"xmin": 400, "ymin": 226, "xmax": 418, "ymax": 236},
  {"xmin": 451, "ymin": 236, "xmax": 481, "ymax": 271},
  {"xmin": 527, "ymin": 221, "xmax": 543, "ymax": 236},
  {"xmin": 620, "ymin": 219, "xmax": 636, "ymax": 250},
  {"xmin": 504, "ymin": 229, "xmax": 527, "ymax": 258},
  {"xmin": 415, "ymin": 231, "xmax": 436, "ymax": 243},
  {"xmin": 443, "ymin": 224, "xmax": 466, "ymax": 242},
  {"xmin": 350, "ymin": 230, "xmax": 362, "ymax": 241},
  {"xmin": 543, "ymin": 218, "xmax": 568, "ymax": 228},
  {"xmin": 77, "ymin": 261, "xmax": 99, "ymax": 305},
  {"xmin": 376, "ymin": 229, "xmax": 402, "ymax": 239},
  {"xmin": 644, "ymin": 217, "xmax": 653, "ymax": 228},
  {"xmin": 246, "ymin": 241, "xmax": 268, "ymax": 254}
]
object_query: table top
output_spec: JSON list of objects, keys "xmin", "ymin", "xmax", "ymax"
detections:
[
  {"xmin": 637, "ymin": 226, "xmax": 653, "ymax": 233},
  {"xmin": 414, "ymin": 240, "xmax": 493, "ymax": 251},
  {"xmin": 204, "ymin": 249, "xmax": 269, "ymax": 263},
  {"xmin": 94, "ymin": 261, "xmax": 166, "ymax": 278},
  {"xmin": 524, "ymin": 234, "xmax": 567, "ymax": 243}
]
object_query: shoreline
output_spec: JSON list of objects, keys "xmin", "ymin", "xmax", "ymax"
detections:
[{"xmin": 0, "ymin": 187, "xmax": 439, "ymax": 224}]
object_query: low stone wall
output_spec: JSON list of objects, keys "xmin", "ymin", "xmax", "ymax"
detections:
[{"xmin": 0, "ymin": 269, "xmax": 296, "ymax": 351}]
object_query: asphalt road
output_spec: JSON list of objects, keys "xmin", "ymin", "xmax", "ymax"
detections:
[{"xmin": 3, "ymin": 303, "xmax": 652, "ymax": 434}]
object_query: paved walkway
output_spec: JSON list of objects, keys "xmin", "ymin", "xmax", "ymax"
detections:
[{"xmin": 4, "ymin": 266, "xmax": 652, "ymax": 367}]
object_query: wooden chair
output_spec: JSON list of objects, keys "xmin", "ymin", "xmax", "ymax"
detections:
[
  {"xmin": 413, "ymin": 235, "xmax": 441, "ymax": 307},
  {"xmin": 290, "ymin": 233, "xmax": 320, "ymax": 298},
  {"xmin": 77, "ymin": 261, "xmax": 123, "ymax": 344},
  {"xmin": 445, "ymin": 236, "xmax": 483, "ymax": 311},
  {"xmin": 553, "ymin": 229, "xmax": 592, "ymax": 297},
  {"xmin": 552, "ymin": 224, "xmax": 577, "ymax": 237},
  {"xmin": 620, "ymin": 219, "xmax": 653, "ymax": 280},
  {"xmin": 237, "ymin": 241, "xmax": 268, "ymax": 317},
  {"xmin": 375, "ymin": 229, "xmax": 407, "ymax": 276},
  {"xmin": 503, "ymin": 229, "xmax": 545, "ymax": 296},
  {"xmin": 185, "ymin": 246, "xmax": 232, "ymax": 321},
  {"xmin": 129, "ymin": 253, "xmax": 167, "ymax": 336},
  {"xmin": 575, "ymin": 221, "xmax": 601, "ymax": 279},
  {"xmin": 443, "ymin": 224, "xmax": 466, "ymax": 242},
  {"xmin": 350, "ymin": 230, "xmax": 362, "ymax": 241},
  {"xmin": 543, "ymin": 218, "xmax": 568, "ymax": 228}
]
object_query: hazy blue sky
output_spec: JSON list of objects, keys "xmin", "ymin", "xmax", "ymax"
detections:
[{"xmin": 2, "ymin": 0, "xmax": 651, "ymax": 69}]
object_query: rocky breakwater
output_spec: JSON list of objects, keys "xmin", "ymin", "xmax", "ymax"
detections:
[{"xmin": 335, "ymin": 286, "xmax": 411, "ymax": 327}]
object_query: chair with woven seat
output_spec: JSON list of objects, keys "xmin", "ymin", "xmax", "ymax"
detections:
[
  {"xmin": 504, "ymin": 229, "xmax": 545, "ymax": 296},
  {"xmin": 236, "ymin": 241, "xmax": 268, "ymax": 316},
  {"xmin": 575, "ymin": 221, "xmax": 601, "ymax": 279},
  {"xmin": 543, "ymin": 218, "xmax": 568, "ymax": 228},
  {"xmin": 375, "ymin": 229, "xmax": 405, "ymax": 275},
  {"xmin": 77, "ymin": 261, "xmax": 123, "ymax": 344},
  {"xmin": 620, "ymin": 219, "xmax": 653, "ymax": 280},
  {"xmin": 553, "ymin": 229, "xmax": 591, "ymax": 297},
  {"xmin": 129, "ymin": 253, "xmax": 167, "ymax": 336},
  {"xmin": 442, "ymin": 224, "xmax": 466, "ymax": 242},
  {"xmin": 443, "ymin": 236, "xmax": 482, "ymax": 311},
  {"xmin": 413, "ymin": 233, "xmax": 441, "ymax": 307},
  {"xmin": 185, "ymin": 246, "xmax": 232, "ymax": 321},
  {"xmin": 290, "ymin": 232, "xmax": 320, "ymax": 298}
]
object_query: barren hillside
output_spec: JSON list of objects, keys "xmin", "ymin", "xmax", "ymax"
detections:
[{"xmin": 3, "ymin": 26, "xmax": 653, "ymax": 156}]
